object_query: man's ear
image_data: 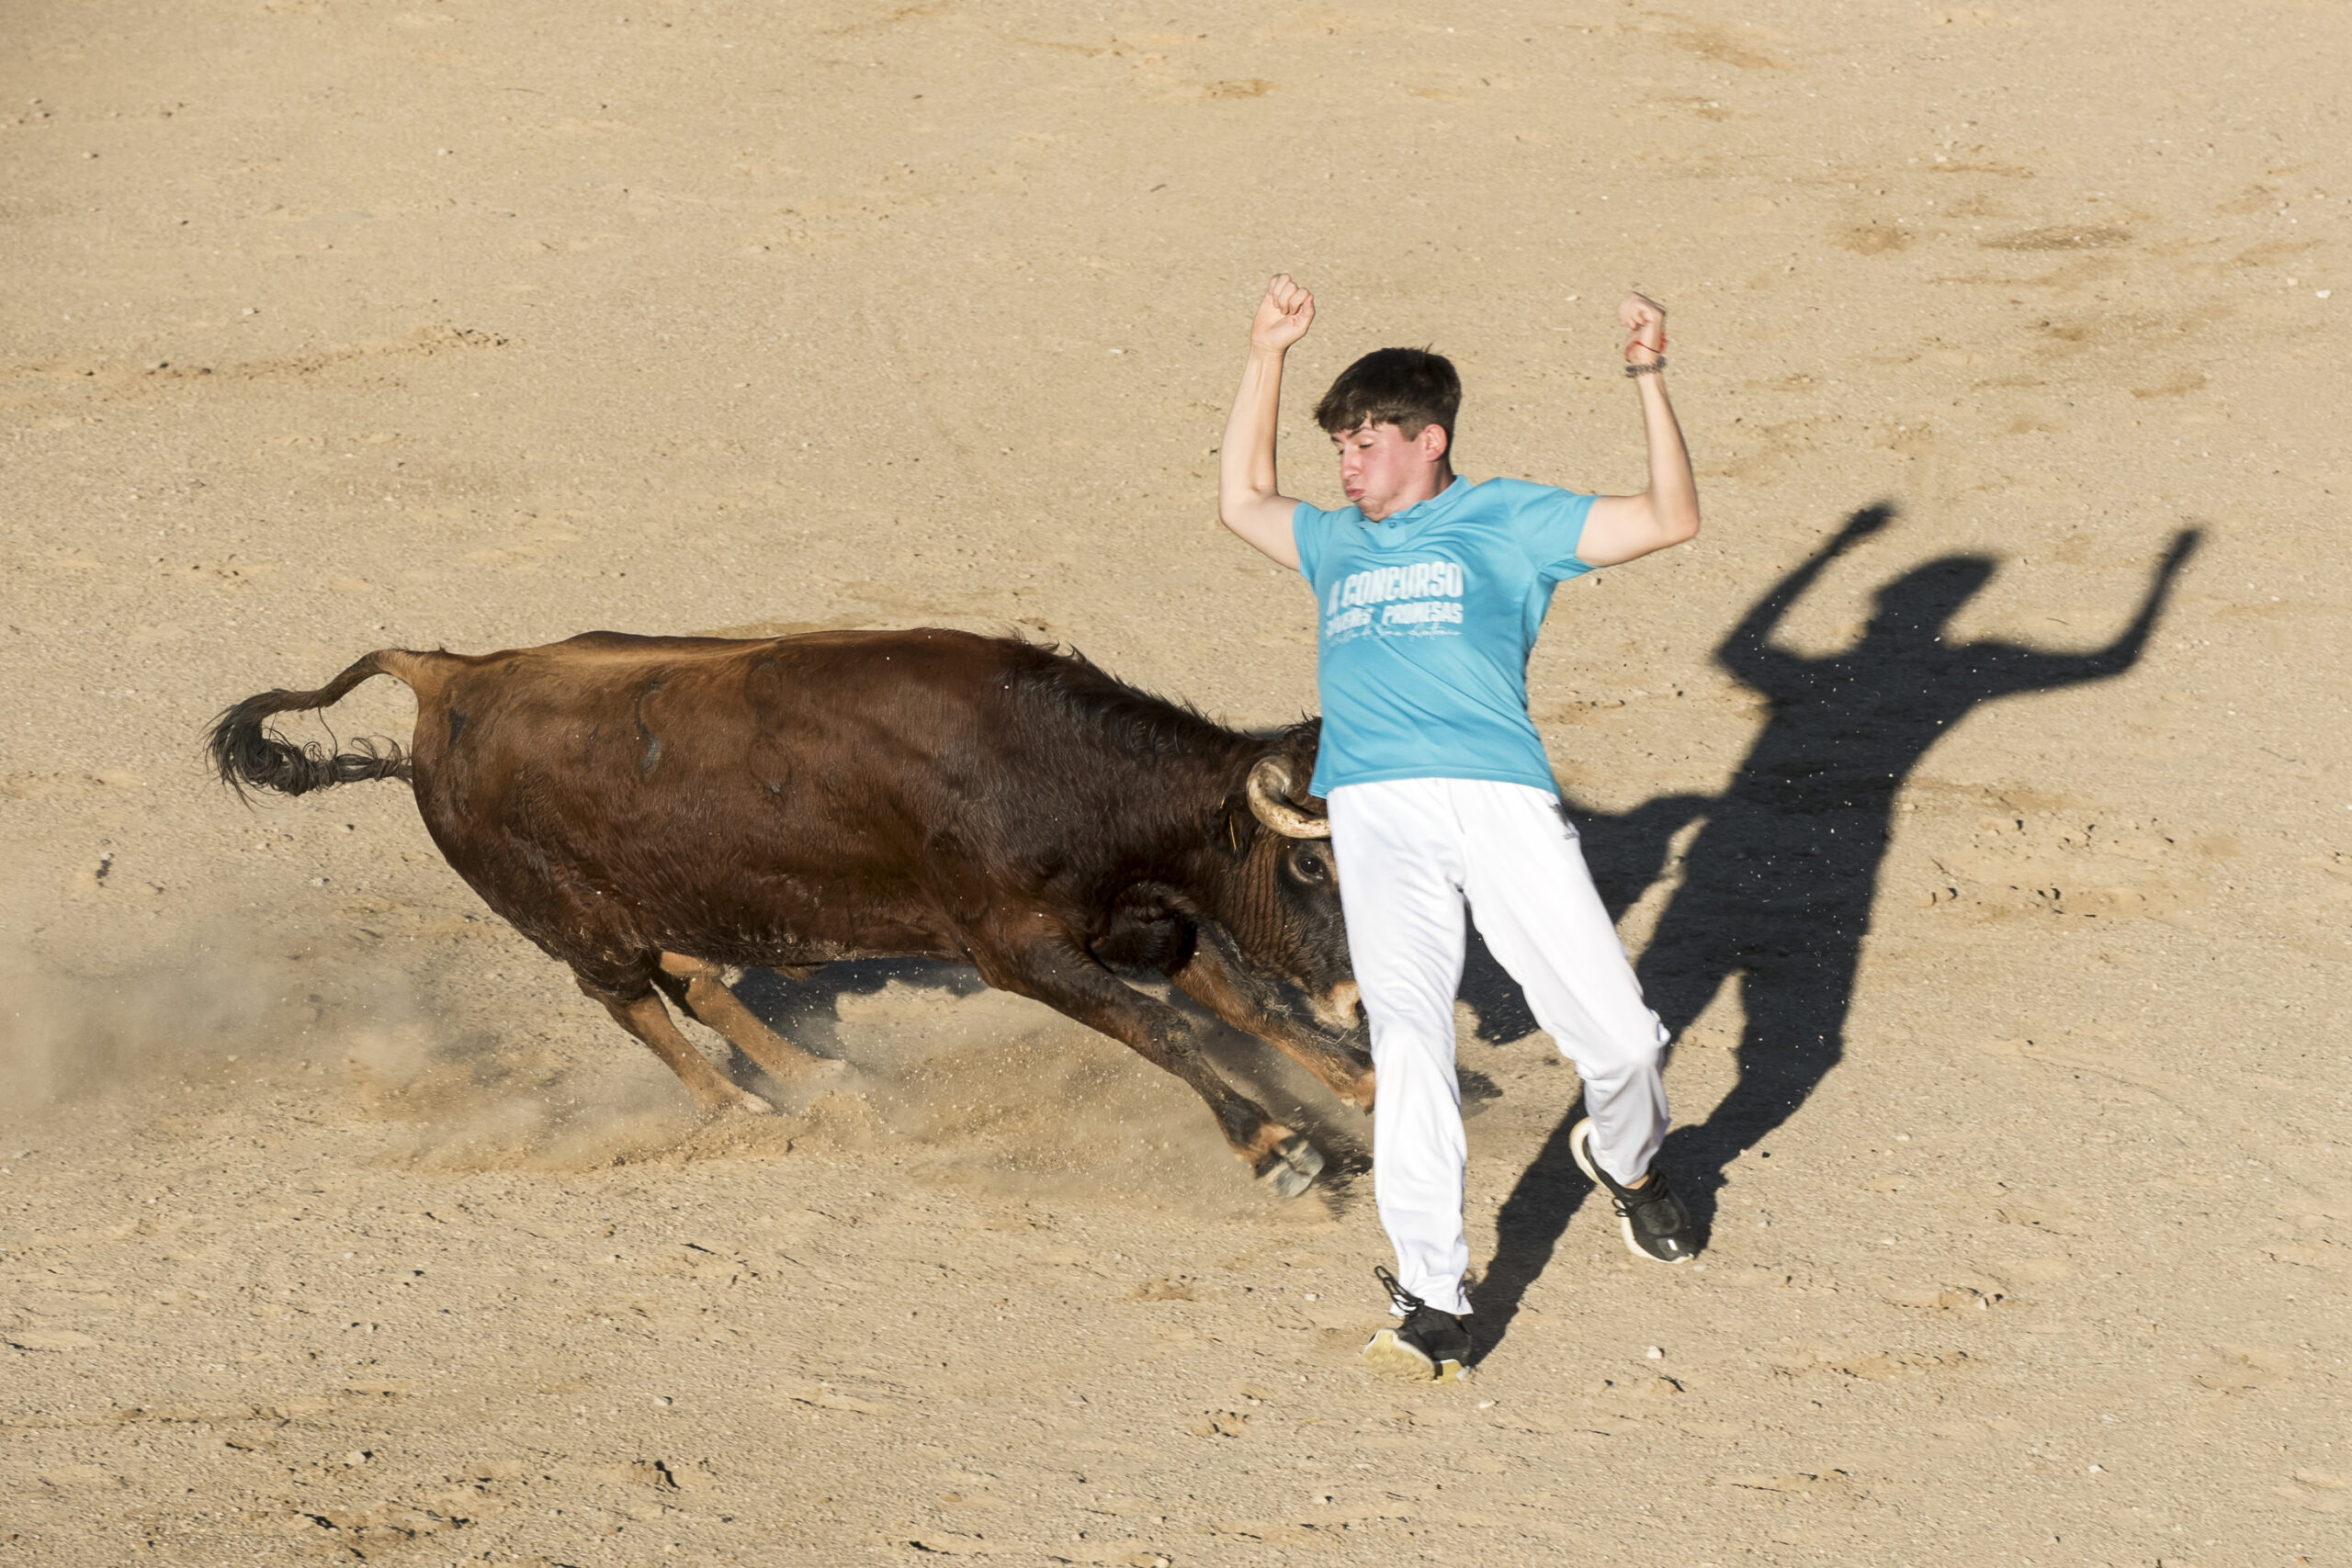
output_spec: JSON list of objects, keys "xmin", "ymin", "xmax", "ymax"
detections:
[{"xmin": 1419, "ymin": 423, "xmax": 1451, "ymax": 465}]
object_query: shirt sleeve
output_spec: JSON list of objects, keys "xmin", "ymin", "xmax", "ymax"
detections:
[
  {"xmin": 1516, "ymin": 485, "xmax": 1599, "ymax": 583},
  {"xmin": 1291, "ymin": 500, "xmax": 1329, "ymax": 581}
]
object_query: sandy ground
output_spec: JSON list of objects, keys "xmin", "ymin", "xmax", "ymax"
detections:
[{"xmin": 4, "ymin": 1, "xmax": 2348, "ymax": 1563}]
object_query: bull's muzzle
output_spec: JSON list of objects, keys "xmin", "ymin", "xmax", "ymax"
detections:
[{"xmin": 1313, "ymin": 978, "xmax": 1364, "ymax": 1033}]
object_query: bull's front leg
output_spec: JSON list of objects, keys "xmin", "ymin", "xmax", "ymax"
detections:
[
  {"xmin": 1169, "ymin": 921, "xmax": 1376, "ymax": 1112},
  {"xmin": 972, "ymin": 935, "xmax": 1326, "ymax": 1198}
]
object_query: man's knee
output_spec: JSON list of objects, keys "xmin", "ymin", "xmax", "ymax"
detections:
[
  {"xmin": 1562, "ymin": 1012, "xmax": 1668, "ymax": 1079},
  {"xmin": 1361, "ymin": 985, "xmax": 1456, "ymax": 1037},
  {"xmin": 1367, "ymin": 1010, "xmax": 1462, "ymax": 1070}
]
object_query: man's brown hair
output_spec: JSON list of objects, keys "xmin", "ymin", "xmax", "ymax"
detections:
[{"xmin": 1312, "ymin": 347, "xmax": 1462, "ymax": 453}]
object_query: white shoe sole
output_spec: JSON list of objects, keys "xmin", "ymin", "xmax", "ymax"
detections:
[
  {"xmin": 1570, "ymin": 1117, "xmax": 1688, "ymax": 1265},
  {"xmin": 1361, "ymin": 1328, "xmax": 1471, "ymax": 1382}
]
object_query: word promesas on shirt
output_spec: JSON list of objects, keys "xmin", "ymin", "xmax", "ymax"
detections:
[{"xmin": 1324, "ymin": 558, "xmax": 1466, "ymax": 639}]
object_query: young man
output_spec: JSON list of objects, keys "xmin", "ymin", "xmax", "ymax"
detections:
[{"xmin": 1216, "ymin": 274, "xmax": 1702, "ymax": 1382}]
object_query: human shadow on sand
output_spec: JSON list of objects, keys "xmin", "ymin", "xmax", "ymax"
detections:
[{"xmin": 1466, "ymin": 505, "xmax": 2200, "ymax": 1358}]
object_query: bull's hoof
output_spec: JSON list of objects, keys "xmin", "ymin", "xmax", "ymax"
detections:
[
  {"xmin": 1253, "ymin": 1134, "xmax": 1325, "ymax": 1199},
  {"xmin": 710, "ymin": 1088, "xmax": 775, "ymax": 1117}
]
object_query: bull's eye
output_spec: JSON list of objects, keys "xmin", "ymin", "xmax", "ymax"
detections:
[{"xmin": 1292, "ymin": 849, "xmax": 1328, "ymax": 883}]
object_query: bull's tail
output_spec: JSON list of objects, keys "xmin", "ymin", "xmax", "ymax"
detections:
[{"xmin": 207, "ymin": 649, "xmax": 439, "ymax": 799}]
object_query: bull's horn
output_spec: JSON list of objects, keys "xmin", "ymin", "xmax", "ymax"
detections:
[{"xmin": 1247, "ymin": 757, "xmax": 1332, "ymax": 840}]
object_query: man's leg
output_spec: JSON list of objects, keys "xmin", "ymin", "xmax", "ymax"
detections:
[
  {"xmin": 1327, "ymin": 780, "xmax": 1473, "ymax": 1315},
  {"xmin": 1456, "ymin": 782, "xmax": 1672, "ymax": 1185}
]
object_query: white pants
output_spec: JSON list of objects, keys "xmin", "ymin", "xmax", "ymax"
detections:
[{"xmin": 1329, "ymin": 777, "xmax": 1671, "ymax": 1315}]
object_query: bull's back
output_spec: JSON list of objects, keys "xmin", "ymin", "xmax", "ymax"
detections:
[{"xmin": 405, "ymin": 628, "xmax": 1019, "ymax": 961}]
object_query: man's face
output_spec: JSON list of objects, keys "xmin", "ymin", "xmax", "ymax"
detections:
[{"xmin": 1331, "ymin": 421, "xmax": 1449, "ymax": 521}]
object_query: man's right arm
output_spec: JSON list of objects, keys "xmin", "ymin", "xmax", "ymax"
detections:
[{"xmin": 1217, "ymin": 274, "xmax": 1316, "ymax": 571}]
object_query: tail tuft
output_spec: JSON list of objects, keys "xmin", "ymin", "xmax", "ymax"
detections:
[{"xmin": 207, "ymin": 652, "xmax": 416, "ymax": 800}]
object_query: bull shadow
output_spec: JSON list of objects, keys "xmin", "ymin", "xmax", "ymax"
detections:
[
  {"xmin": 734, "ymin": 957, "xmax": 989, "ymax": 1064},
  {"xmin": 1466, "ymin": 506, "xmax": 2200, "ymax": 1358}
]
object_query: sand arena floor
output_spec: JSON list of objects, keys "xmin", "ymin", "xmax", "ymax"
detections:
[{"xmin": 2, "ymin": 1, "xmax": 2346, "ymax": 1563}]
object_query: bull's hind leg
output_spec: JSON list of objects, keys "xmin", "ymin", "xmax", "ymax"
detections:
[
  {"xmin": 652, "ymin": 953, "xmax": 851, "ymax": 1089},
  {"xmin": 577, "ymin": 976, "xmax": 774, "ymax": 1116},
  {"xmin": 975, "ymin": 938, "xmax": 1325, "ymax": 1198}
]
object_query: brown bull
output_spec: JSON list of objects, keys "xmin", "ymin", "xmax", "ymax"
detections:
[{"xmin": 209, "ymin": 628, "xmax": 1373, "ymax": 1195}]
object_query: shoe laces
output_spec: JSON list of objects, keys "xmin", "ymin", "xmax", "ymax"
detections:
[
  {"xmin": 1613, "ymin": 1167, "xmax": 1675, "ymax": 1219},
  {"xmin": 1373, "ymin": 1265, "xmax": 1425, "ymax": 1317}
]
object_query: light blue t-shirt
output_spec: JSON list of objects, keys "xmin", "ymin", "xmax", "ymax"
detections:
[{"xmin": 1292, "ymin": 476, "xmax": 1595, "ymax": 797}]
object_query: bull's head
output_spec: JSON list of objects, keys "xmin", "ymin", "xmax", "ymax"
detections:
[{"xmin": 1224, "ymin": 724, "xmax": 1362, "ymax": 1035}]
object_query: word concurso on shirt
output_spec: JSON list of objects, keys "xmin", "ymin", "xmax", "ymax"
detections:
[{"xmin": 1323, "ymin": 558, "xmax": 1467, "ymax": 641}]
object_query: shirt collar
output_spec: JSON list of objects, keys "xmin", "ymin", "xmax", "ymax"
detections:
[{"xmin": 1358, "ymin": 475, "xmax": 1472, "ymax": 528}]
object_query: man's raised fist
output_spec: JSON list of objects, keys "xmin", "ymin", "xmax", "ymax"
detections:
[{"xmin": 1252, "ymin": 273, "xmax": 1317, "ymax": 354}]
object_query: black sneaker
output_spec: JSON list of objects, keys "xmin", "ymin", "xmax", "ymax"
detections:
[
  {"xmin": 1360, "ymin": 1267, "xmax": 1474, "ymax": 1382},
  {"xmin": 1570, "ymin": 1118, "xmax": 1696, "ymax": 1264}
]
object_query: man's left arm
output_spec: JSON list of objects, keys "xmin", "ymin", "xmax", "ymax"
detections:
[{"xmin": 1576, "ymin": 291, "xmax": 1702, "ymax": 569}]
